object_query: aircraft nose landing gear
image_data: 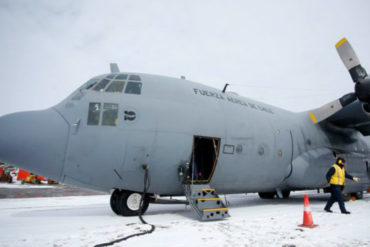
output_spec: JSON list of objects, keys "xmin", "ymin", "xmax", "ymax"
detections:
[{"xmin": 110, "ymin": 189, "xmax": 150, "ymax": 216}]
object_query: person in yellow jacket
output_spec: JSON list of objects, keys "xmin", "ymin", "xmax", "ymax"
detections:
[{"xmin": 324, "ymin": 157, "xmax": 360, "ymax": 214}]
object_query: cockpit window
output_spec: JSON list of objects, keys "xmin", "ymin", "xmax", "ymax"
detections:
[
  {"xmin": 128, "ymin": 75, "xmax": 141, "ymax": 81},
  {"xmin": 89, "ymin": 74, "xmax": 142, "ymax": 95},
  {"xmin": 87, "ymin": 103, "xmax": 101, "ymax": 125},
  {"xmin": 116, "ymin": 74, "xmax": 128, "ymax": 80},
  {"xmin": 125, "ymin": 81, "xmax": 142, "ymax": 95},
  {"xmin": 106, "ymin": 80, "xmax": 125, "ymax": 93},
  {"xmin": 102, "ymin": 103, "xmax": 118, "ymax": 126},
  {"xmin": 93, "ymin": 79, "xmax": 110, "ymax": 91},
  {"xmin": 84, "ymin": 78, "xmax": 99, "ymax": 90}
]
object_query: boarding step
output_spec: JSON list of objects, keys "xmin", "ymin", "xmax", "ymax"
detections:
[{"xmin": 184, "ymin": 184, "xmax": 230, "ymax": 221}]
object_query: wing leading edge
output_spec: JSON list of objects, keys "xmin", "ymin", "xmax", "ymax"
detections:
[{"xmin": 323, "ymin": 100, "xmax": 370, "ymax": 136}]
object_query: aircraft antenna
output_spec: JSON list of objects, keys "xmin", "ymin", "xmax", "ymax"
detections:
[
  {"xmin": 110, "ymin": 63, "xmax": 120, "ymax": 73},
  {"xmin": 222, "ymin": 83, "xmax": 229, "ymax": 93}
]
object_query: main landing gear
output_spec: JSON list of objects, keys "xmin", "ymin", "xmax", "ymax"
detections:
[
  {"xmin": 258, "ymin": 190, "xmax": 290, "ymax": 199},
  {"xmin": 110, "ymin": 189, "xmax": 150, "ymax": 216}
]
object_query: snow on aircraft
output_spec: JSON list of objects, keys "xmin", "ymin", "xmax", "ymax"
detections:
[{"xmin": 0, "ymin": 38, "xmax": 369, "ymax": 220}]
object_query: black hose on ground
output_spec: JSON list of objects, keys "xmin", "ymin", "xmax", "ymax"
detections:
[{"xmin": 94, "ymin": 165, "xmax": 155, "ymax": 247}]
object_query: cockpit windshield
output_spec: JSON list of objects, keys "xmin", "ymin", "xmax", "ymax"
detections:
[
  {"xmin": 106, "ymin": 80, "xmax": 125, "ymax": 93},
  {"xmin": 93, "ymin": 79, "xmax": 110, "ymax": 92},
  {"xmin": 89, "ymin": 74, "xmax": 142, "ymax": 95}
]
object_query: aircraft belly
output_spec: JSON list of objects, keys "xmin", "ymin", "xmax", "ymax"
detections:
[{"xmin": 211, "ymin": 157, "xmax": 290, "ymax": 193}]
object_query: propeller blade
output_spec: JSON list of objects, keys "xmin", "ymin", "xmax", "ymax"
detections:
[
  {"xmin": 336, "ymin": 38, "xmax": 367, "ymax": 82},
  {"xmin": 310, "ymin": 38, "xmax": 368, "ymax": 124},
  {"xmin": 309, "ymin": 93, "xmax": 357, "ymax": 124}
]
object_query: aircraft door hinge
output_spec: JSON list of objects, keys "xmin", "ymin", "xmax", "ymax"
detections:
[{"xmin": 178, "ymin": 162, "xmax": 189, "ymax": 183}]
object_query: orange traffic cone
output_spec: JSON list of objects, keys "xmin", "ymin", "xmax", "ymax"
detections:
[{"xmin": 298, "ymin": 194, "xmax": 318, "ymax": 228}]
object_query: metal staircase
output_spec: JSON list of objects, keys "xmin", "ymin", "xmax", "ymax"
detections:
[{"xmin": 184, "ymin": 184, "xmax": 230, "ymax": 221}]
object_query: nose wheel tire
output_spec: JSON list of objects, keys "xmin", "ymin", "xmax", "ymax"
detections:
[
  {"xmin": 110, "ymin": 189, "xmax": 149, "ymax": 216},
  {"xmin": 355, "ymin": 191, "xmax": 363, "ymax": 199},
  {"xmin": 110, "ymin": 189, "xmax": 122, "ymax": 215}
]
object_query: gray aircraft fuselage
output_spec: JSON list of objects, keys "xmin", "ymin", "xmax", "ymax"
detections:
[{"xmin": 0, "ymin": 72, "xmax": 369, "ymax": 196}]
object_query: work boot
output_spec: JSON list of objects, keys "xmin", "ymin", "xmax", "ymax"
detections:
[
  {"xmin": 341, "ymin": 211, "xmax": 351, "ymax": 214},
  {"xmin": 324, "ymin": 208, "xmax": 333, "ymax": 213}
]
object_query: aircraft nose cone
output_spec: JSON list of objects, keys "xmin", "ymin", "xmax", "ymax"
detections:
[{"xmin": 0, "ymin": 109, "xmax": 69, "ymax": 181}]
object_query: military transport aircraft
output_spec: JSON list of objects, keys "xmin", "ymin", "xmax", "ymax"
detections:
[{"xmin": 0, "ymin": 38, "xmax": 369, "ymax": 220}]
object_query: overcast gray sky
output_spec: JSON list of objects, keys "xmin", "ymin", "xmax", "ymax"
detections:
[{"xmin": 1, "ymin": 0, "xmax": 370, "ymax": 116}]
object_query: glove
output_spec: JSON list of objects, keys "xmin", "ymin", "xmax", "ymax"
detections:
[{"xmin": 353, "ymin": 177, "xmax": 360, "ymax": 182}]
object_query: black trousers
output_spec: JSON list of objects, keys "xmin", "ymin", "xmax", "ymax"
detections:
[{"xmin": 324, "ymin": 185, "xmax": 347, "ymax": 213}]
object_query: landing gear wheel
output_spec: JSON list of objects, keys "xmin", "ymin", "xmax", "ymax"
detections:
[
  {"xmin": 110, "ymin": 189, "xmax": 122, "ymax": 215},
  {"xmin": 119, "ymin": 191, "xmax": 149, "ymax": 216},
  {"xmin": 110, "ymin": 190, "xmax": 150, "ymax": 216},
  {"xmin": 282, "ymin": 190, "xmax": 290, "ymax": 199},
  {"xmin": 343, "ymin": 193, "xmax": 351, "ymax": 201},
  {"xmin": 355, "ymin": 191, "xmax": 363, "ymax": 200},
  {"xmin": 258, "ymin": 192, "xmax": 276, "ymax": 199},
  {"xmin": 126, "ymin": 193, "xmax": 142, "ymax": 211}
]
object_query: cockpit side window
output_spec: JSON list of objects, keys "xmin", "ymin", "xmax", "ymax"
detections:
[
  {"xmin": 125, "ymin": 81, "xmax": 142, "ymax": 95},
  {"xmin": 93, "ymin": 79, "xmax": 110, "ymax": 91},
  {"xmin": 102, "ymin": 103, "xmax": 118, "ymax": 126},
  {"xmin": 105, "ymin": 80, "xmax": 125, "ymax": 93},
  {"xmin": 84, "ymin": 78, "xmax": 99, "ymax": 90},
  {"xmin": 87, "ymin": 103, "xmax": 101, "ymax": 125}
]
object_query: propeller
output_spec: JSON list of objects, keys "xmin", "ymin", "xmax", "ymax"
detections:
[
  {"xmin": 309, "ymin": 38, "xmax": 369, "ymax": 124},
  {"xmin": 336, "ymin": 38, "xmax": 369, "ymax": 102}
]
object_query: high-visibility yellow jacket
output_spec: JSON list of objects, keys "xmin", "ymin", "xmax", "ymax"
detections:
[{"xmin": 329, "ymin": 164, "xmax": 346, "ymax": 186}]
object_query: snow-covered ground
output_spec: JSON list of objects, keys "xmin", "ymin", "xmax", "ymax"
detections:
[{"xmin": 0, "ymin": 191, "xmax": 369, "ymax": 247}]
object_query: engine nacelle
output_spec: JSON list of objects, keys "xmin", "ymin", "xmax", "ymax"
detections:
[{"xmin": 355, "ymin": 78, "xmax": 370, "ymax": 103}]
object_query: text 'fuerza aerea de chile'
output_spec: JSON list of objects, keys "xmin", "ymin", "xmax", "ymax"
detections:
[{"xmin": 193, "ymin": 88, "xmax": 274, "ymax": 114}]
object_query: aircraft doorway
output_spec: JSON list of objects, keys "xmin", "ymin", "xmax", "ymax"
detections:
[{"xmin": 189, "ymin": 136, "xmax": 220, "ymax": 184}]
